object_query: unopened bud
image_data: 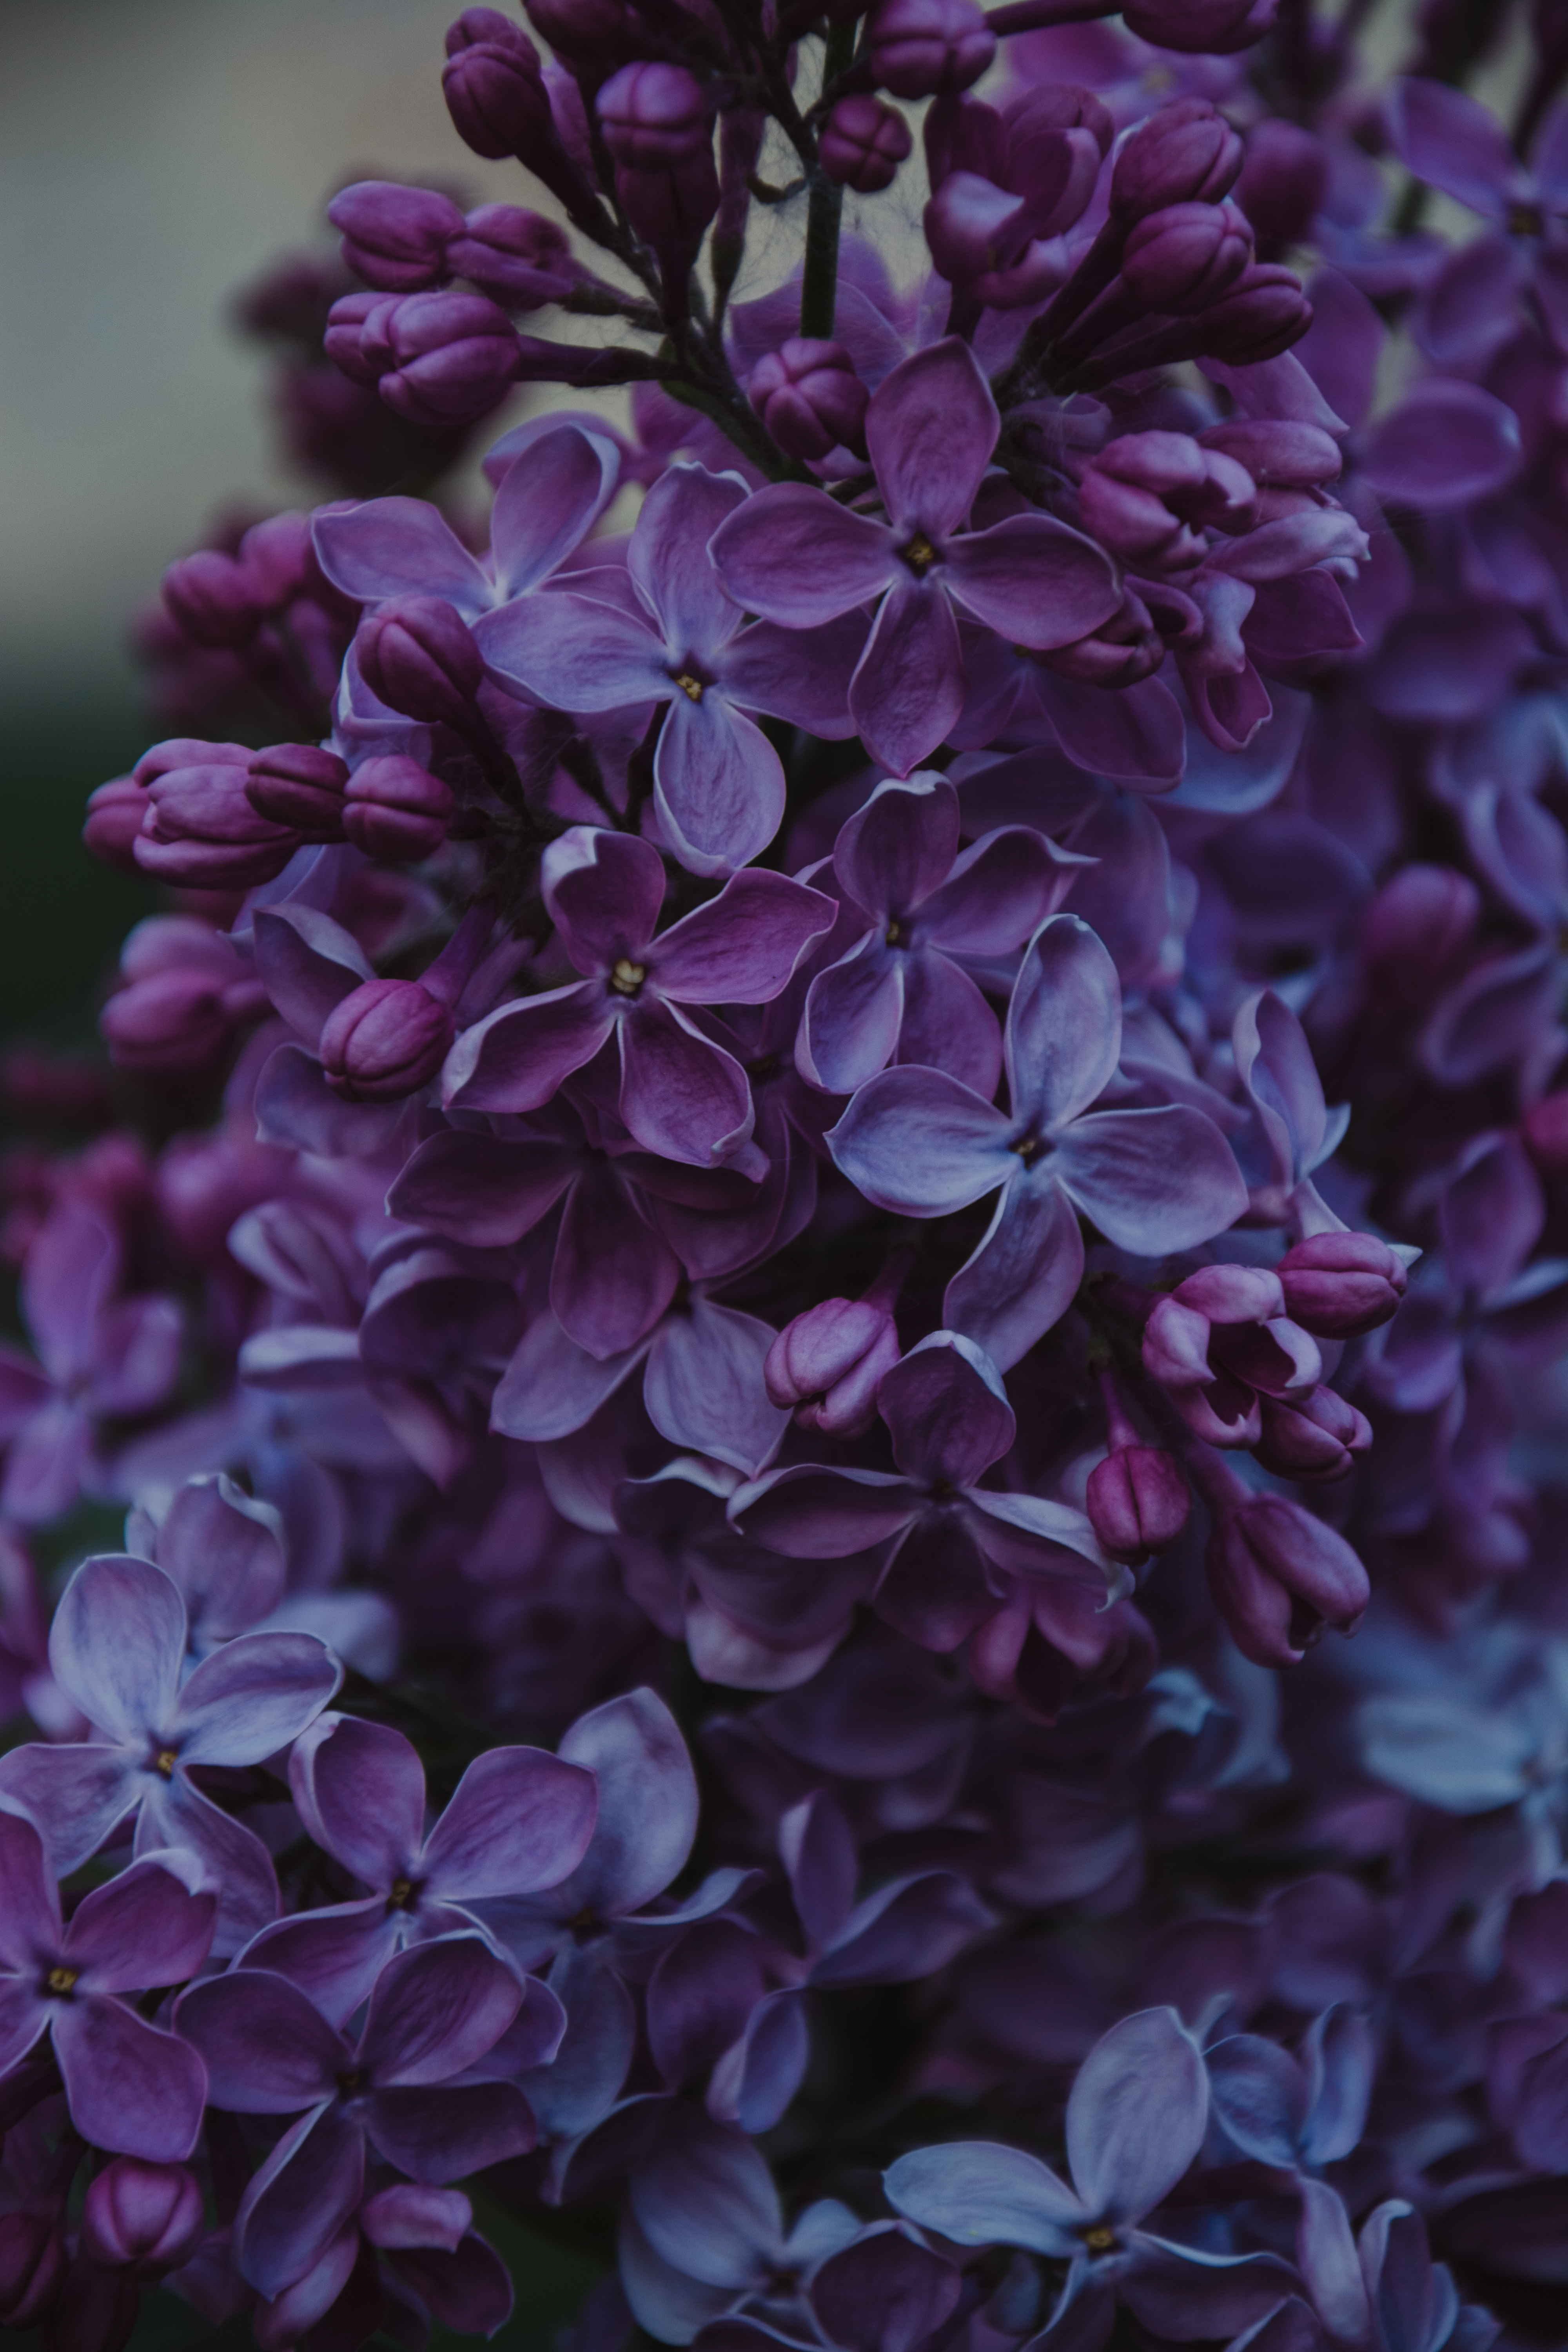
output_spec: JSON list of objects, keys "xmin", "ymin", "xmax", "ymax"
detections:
[
  {"xmin": 750, "ymin": 339, "xmax": 869, "ymax": 461},
  {"xmin": 1253, "ymin": 1385, "xmax": 1372, "ymax": 1483},
  {"xmin": 320, "ymin": 977, "xmax": 455, "ymax": 1102},
  {"xmin": 1121, "ymin": 200, "xmax": 1254, "ymax": 318},
  {"xmin": 356, "ymin": 596, "xmax": 485, "ymax": 728},
  {"xmin": 764, "ymin": 1296, "xmax": 902, "ymax": 1436},
  {"xmin": 82, "ymin": 2161, "xmax": 205, "ymax": 2274},
  {"xmin": 1121, "ymin": 0, "xmax": 1274, "ymax": 49},
  {"xmin": 325, "ymin": 290, "xmax": 518, "ymax": 425},
  {"xmin": 925, "ymin": 171, "xmax": 1032, "ymax": 285},
  {"xmin": 0, "ymin": 2213, "xmax": 66, "ymax": 2327},
  {"xmin": 443, "ymin": 14, "xmax": 554, "ymax": 159},
  {"xmin": 162, "ymin": 550, "xmax": 261, "ymax": 649},
  {"xmin": 1086, "ymin": 1446, "xmax": 1190, "ymax": 1565},
  {"xmin": 820, "ymin": 95, "xmax": 913, "ymax": 194},
  {"xmin": 134, "ymin": 763, "xmax": 300, "ymax": 889},
  {"xmin": 84, "ymin": 776, "xmax": 151, "ymax": 874},
  {"xmin": 1277, "ymin": 1232, "xmax": 1410, "ymax": 1338},
  {"xmin": 239, "ymin": 513, "xmax": 319, "ymax": 608},
  {"xmin": 1207, "ymin": 1496, "xmax": 1369, "ymax": 1668},
  {"xmin": 598, "ymin": 63, "xmax": 714, "ymax": 170},
  {"xmin": 1196, "ymin": 418, "xmax": 1340, "ymax": 490},
  {"xmin": 446, "ymin": 204, "xmax": 575, "ymax": 306},
  {"xmin": 343, "ymin": 756, "xmax": 456, "ymax": 861},
  {"xmin": 246, "ymin": 744, "xmax": 350, "ymax": 840},
  {"xmin": 328, "ymin": 179, "xmax": 463, "ymax": 293},
  {"xmin": 866, "ymin": 0, "xmax": 996, "ymax": 100},
  {"xmin": 615, "ymin": 152, "xmax": 721, "ymax": 259},
  {"xmin": 1110, "ymin": 98, "xmax": 1245, "ymax": 223},
  {"xmin": 1194, "ymin": 262, "xmax": 1312, "ymax": 364},
  {"xmin": 1079, "ymin": 430, "xmax": 1255, "ymax": 569},
  {"xmin": 1361, "ymin": 865, "xmax": 1480, "ymax": 1004}
]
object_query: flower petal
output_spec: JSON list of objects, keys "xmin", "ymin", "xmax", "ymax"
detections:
[
  {"xmin": 850, "ymin": 581, "xmax": 967, "ymax": 782},
  {"xmin": 654, "ymin": 697, "xmax": 787, "ymax": 878},
  {"xmin": 800, "ymin": 937, "xmax": 905, "ymax": 1095},
  {"xmin": 619, "ymin": 1003, "xmax": 755, "ymax": 1168},
  {"xmin": 421, "ymin": 1747, "xmax": 599, "ymax": 1901},
  {"xmin": 442, "ymin": 983, "xmax": 614, "ymax": 1115},
  {"xmin": 884, "ymin": 2140, "xmax": 1084, "ymax": 2252},
  {"xmin": 944, "ymin": 1173, "xmax": 1085, "ymax": 1371},
  {"xmin": 491, "ymin": 423, "xmax": 620, "ymax": 600},
  {"xmin": 1055, "ymin": 1107, "xmax": 1247, "ymax": 1253},
  {"xmin": 289, "ymin": 1712, "xmax": 426, "ymax": 1889},
  {"xmin": 312, "ymin": 497, "xmax": 493, "ymax": 616},
  {"xmin": 946, "ymin": 515, "xmax": 1120, "ymax": 652},
  {"xmin": 629, "ymin": 463, "xmax": 748, "ymax": 652},
  {"xmin": 867, "ymin": 338, "xmax": 998, "ymax": 540},
  {"xmin": 1007, "ymin": 915, "xmax": 1122, "ymax": 1135},
  {"xmin": 644, "ymin": 1299, "xmax": 789, "ymax": 1477},
  {"xmin": 554, "ymin": 1686, "xmax": 699, "ymax": 1920},
  {"xmin": 53, "ymin": 1996, "xmax": 208, "ymax": 2162},
  {"xmin": 49, "ymin": 1553, "xmax": 184, "ymax": 1744},
  {"xmin": 710, "ymin": 485, "xmax": 898, "ymax": 629},
  {"xmin": 829, "ymin": 1065, "xmax": 1011, "ymax": 1216},
  {"xmin": 475, "ymin": 590, "xmax": 668, "ymax": 709},
  {"xmin": 652, "ymin": 869, "xmax": 837, "ymax": 1004},
  {"xmin": 174, "ymin": 1967, "xmax": 345, "ymax": 2112},
  {"xmin": 1066, "ymin": 2007, "xmax": 1208, "ymax": 2222}
]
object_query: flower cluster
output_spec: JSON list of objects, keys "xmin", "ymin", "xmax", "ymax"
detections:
[{"xmin": 7, "ymin": 0, "xmax": 1568, "ymax": 2346}]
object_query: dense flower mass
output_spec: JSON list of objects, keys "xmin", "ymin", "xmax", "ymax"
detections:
[{"xmin": 11, "ymin": 0, "xmax": 1568, "ymax": 2345}]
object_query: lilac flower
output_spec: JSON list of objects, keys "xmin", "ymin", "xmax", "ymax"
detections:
[
  {"xmin": 0, "ymin": 1200, "xmax": 182, "ymax": 1525},
  {"xmin": 710, "ymin": 339, "xmax": 1121, "ymax": 779},
  {"xmin": 799, "ymin": 775, "xmax": 1081, "ymax": 1098},
  {"xmin": 830, "ymin": 916, "xmax": 1248, "ymax": 1368},
  {"xmin": 0, "ymin": 1552, "xmax": 340, "ymax": 1952},
  {"xmin": 0, "ymin": 1810, "xmax": 213, "ymax": 2162},
  {"xmin": 234, "ymin": 1708, "xmax": 597, "ymax": 2022},
  {"xmin": 474, "ymin": 464, "xmax": 869, "ymax": 873},
  {"xmin": 886, "ymin": 2009, "xmax": 1296, "ymax": 2347},
  {"xmin": 250, "ymin": 2183, "xmax": 512, "ymax": 2352},
  {"xmin": 442, "ymin": 826, "xmax": 835, "ymax": 1168},
  {"xmin": 731, "ymin": 1333, "xmax": 1116, "ymax": 1654},
  {"xmin": 174, "ymin": 1936, "xmax": 530, "ymax": 2297}
]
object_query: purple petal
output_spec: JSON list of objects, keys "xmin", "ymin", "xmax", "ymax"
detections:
[
  {"xmin": 388, "ymin": 1128, "xmax": 577, "ymax": 1246},
  {"xmin": 252, "ymin": 904, "xmax": 375, "ymax": 1048},
  {"xmin": 644, "ymin": 1300, "xmax": 789, "ymax": 1476},
  {"xmin": 174, "ymin": 1967, "xmax": 345, "ymax": 2111},
  {"xmin": 898, "ymin": 952, "xmax": 1003, "ymax": 1101},
  {"xmin": 1120, "ymin": 2243, "xmax": 1299, "ymax": 2342},
  {"xmin": 491, "ymin": 1309, "xmax": 650, "ymax": 1443},
  {"xmin": 139, "ymin": 1780, "xmax": 280, "ymax": 1956},
  {"xmin": 53, "ymin": 1996, "xmax": 208, "ymax": 2162},
  {"xmin": 475, "ymin": 590, "xmax": 667, "ymax": 708},
  {"xmin": 710, "ymin": 485, "xmax": 897, "ymax": 629},
  {"xmin": 554, "ymin": 1687, "xmax": 698, "ymax": 1921},
  {"xmin": 654, "ymin": 697, "xmax": 787, "ymax": 877},
  {"xmin": 800, "ymin": 936, "xmax": 905, "ymax": 1095},
  {"xmin": 647, "ymin": 1918, "xmax": 766, "ymax": 2089},
  {"xmin": 518, "ymin": 1947, "xmax": 637, "ymax": 2135},
  {"xmin": 543, "ymin": 825, "xmax": 666, "ymax": 974},
  {"xmin": 554, "ymin": 1163, "xmax": 682, "ymax": 1359},
  {"xmin": 235, "ymin": 2102, "xmax": 365, "ymax": 2299},
  {"xmin": 0, "ymin": 1347, "xmax": 53, "ymax": 1439},
  {"xmin": 22, "ymin": 1201, "xmax": 116, "ymax": 1387},
  {"xmin": 365, "ymin": 2080, "xmax": 536, "ymax": 2180},
  {"xmin": 867, "ymin": 338, "xmax": 997, "ymax": 540},
  {"xmin": 850, "ymin": 581, "xmax": 967, "ymax": 782},
  {"xmin": 1066, "ymin": 2007, "xmax": 1208, "ymax": 2221},
  {"xmin": 0, "ymin": 1978, "xmax": 45, "ymax": 2080},
  {"xmin": 253, "ymin": 1045, "xmax": 402, "ymax": 1160},
  {"xmin": 238, "ymin": 1903, "xmax": 399, "ymax": 2031},
  {"xmin": 0, "ymin": 1742, "xmax": 137, "ymax": 1877},
  {"xmin": 0, "ymin": 1808, "xmax": 60, "ymax": 1970},
  {"xmin": 1007, "ymin": 915, "xmax": 1122, "ymax": 1136},
  {"xmin": 1205, "ymin": 2034, "xmax": 1308, "ymax": 2167},
  {"xmin": 422, "ymin": 1747, "xmax": 598, "ymax": 1900},
  {"xmin": 630, "ymin": 2106, "xmax": 782, "ymax": 2286},
  {"xmin": 884, "ymin": 2140, "xmax": 1084, "ymax": 2252},
  {"xmin": 65, "ymin": 1851, "xmax": 216, "ymax": 1992},
  {"xmin": 829, "ymin": 1065, "xmax": 1011, "ymax": 1216},
  {"xmin": 312, "ymin": 496, "xmax": 493, "ymax": 615},
  {"xmin": 358, "ymin": 1934, "xmax": 521, "ymax": 2086},
  {"xmin": 619, "ymin": 1003, "xmax": 754, "ymax": 1167},
  {"xmin": 652, "ymin": 871, "xmax": 837, "ymax": 1004},
  {"xmin": 170, "ymin": 1631, "xmax": 341, "ymax": 1765},
  {"xmin": 1296, "ymin": 2179, "xmax": 1370, "ymax": 2349},
  {"xmin": 154, "ymin": 1474, "xmax": 287, "ymax": 1642},
  {"xmin": 780, "ymin": 1789, "xmax": 857, "ymax": 1948},
  {"xmin": 1358, "ymin": 380, "xmax": 1521, "ymax": 510},
  {"xmin": 289, "ymin": 1712, "xmax": 426, "ymax": 1888},
  {"xmin": 88, "ymin": 1295, "xmax": 182, "ymax": 1417},
  {"xmin": 815, "ymin": 1871, "xmax": 992, "ymax": 1987},
  {"xmin": 1055, "ymin": 1107, "xmax": 1247, "ymax": 1253},
  {"xmin": 630, "ymin": 463, "xmax": 748, "ymax": 651},
  {"xmin": 1, "ymin": 1395, "xmax": 92, "ymax": 1526},
  {"xmin": 49, "ymin": 1553, "xmax": 184, "ymax": 1743},
  {"xmin": 920, "ymin": 825, "xmax": 1073, "ymax": 955},
  {"xmin": 442, "ymin": 983, "xmax": 614, "ymax": 1114},
  {"xmin": 946, "ymin": 515, "xmax": 1119, "ymax": 652},
  {"xmin": 835, "ymin": 775, "xmax": 960, "ymax": 920},
  {"xmin": 879, "ymin": 1332, "xmax": 1014, "ymax": 1488},
  {"xmin": 708, "ymin": 1987, "xmax": 809, "ymax": 2136},
  {"xmin": 390, "ymin": 2232, "xmax": 515, "ymax": 2336},
  {"xmin": 621, "ymin": 2211, "xmax": 739, "ymax": 2341},
  {"xmin": 718, "ymin": 615, "xmax": 870, "ymax": 736},
  {"xmin": 360, "ymin": 2182, "xmax": 472, "ymax": 2254},
  {"xmin": 730, "ymin": 1465, "xmax": 920, "ymax": 1557},
  {"xmin": 1042, "ymin": 673, "xmax": 1187, "ymax": 788},
  {"xmin": 1386, "ymin": 76, "xmax": 1516, "ymax": 217},
  {"xmin": 810, "ymin": 2229, "xmax": 962, "ymax": 2352},
  {"xmin": 491, "ymin": 424, "xmax": 620, "ymax": 599}
]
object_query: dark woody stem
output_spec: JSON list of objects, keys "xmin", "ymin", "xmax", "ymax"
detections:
[{"xmin": 800, "ymin": 20, "xmax": 857, "ymax": 339}]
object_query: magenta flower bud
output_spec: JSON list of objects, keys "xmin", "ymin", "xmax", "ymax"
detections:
[
  {"xmin": 236, "ymin": 512, "xmax": 316, "ymax": 610},
  {"xmin": 328, "ymin": 180, "xmax": 463, "ymax": 294},
  {"xmin": 83, "ymin": 775, "xmax": 150, "ymax": 874},
  {"xmin": 1276, "ymin": 1233, "xmax": 1410, "ymax": 1339},
  {"xmin": 1110, "ymin": 98, "xmax": 1245, "ymax": 223},
  {"xmin": 343, "ymin": 755, "xmax": 456, "ymax": 861},
  {"xmin": 162, "ymin": 549, "xmax": 261, "ymax": 649},
  {"xmin": 326, "ymin": 289, "xmax": 519, "ymax": 426},
  {"xmin": 82, "ymin": 2161, "xmax": 205, "ymax": 2274},
  {"xmin": 597, "ymin": 63, "xmax": 714, "ymax": 171},
  {"xmin": 101, "ymin": 966, "xmax": 234, "ymax": 1074},
  {"xmin": 1233, "ymin": 119, "xmax": 1328, "ymax": 247},
  {"xmin": 356, "ymin": 595, "xmax": 485, "ymax": 728},
  {"xmin": 524, "ymin": 0, "xmax": 642, "ymax": 67},
  {"xmin": 245, "ymin": 744, "xmax": 350, "ymax": 840},
  {"xmin": 1524, "ymin": 1092, "xmax": 1568, "ymax": 1174},
  {"xmin": 1194, "ymin": 262, "xmax": 1312, "ymax": 364},
  {"xmin": 1172, "ymin": 1265, "xmax": 1286, "ymax": 1324},
  {"xmin": 820, "ymin": 95, "xmax": 912, "ymax": 194},
  {"xmin": 1079, "ymin": 430, "xmax": 1255, "ymax": 569},
  {"xmin": 135, "ymin": 763, "xmax": 301, "ymax": 888},
  {"xmin": 1039, "ymin": 588, "xmax": 1163, "ymax": 686},
  {"xmin": 442, "ymin": 15, "xmax": 555, "ymax": 160},
  {"xmin": 1120, "ymin": 0, "xmax": 1273, "ymax": 49},
  {"xmin": 446, "ymin": 203, "xmax": 574, "ymax": 305},
  {"xmin": 764, "ymin": 1297, "xmax": 902, "ymax": 1436},
  {"xmin": 615, "ymin": 152, "xmax": 721, "ymax": 258},
  {"xmin": 1086, "ymin": 1446, "xmax": 1191, "ymax": 1566},
  {"xmin": 1253, "ymin": 1385, "xmax": 1372, "ymax": 1483},
  {"xmin": 0, "ymin": 2213, "xmax": 65, "ymax": 2328},
  {"xmin": 924, "ymin": 171, "xmax": 1031, "ymax": 285},
  {"xmin": 320, "ymin": 977, "xmax": 455, "ymax": 1102},
  {"xmin": 1207, "ymin": 1497, "xmax": 1370, "ymax": 1669},
  {"xmin": 1120, "ymin": 201, "xmax": 1254, "ymax": 318},
  {"xmin": 1196, "ymin": 418, "xmax": 1340, "ymax": 491},
  {"xmin": 750, "ymin": 339, "xmax": 870, "ymax": 462},
  {"xmin": 866, "ymin": 0, "xmax": 996, "ymax": 100},
  {"xmin": 1361, "ymin": 864, "xmax": 1480, "ymax": 1004}
]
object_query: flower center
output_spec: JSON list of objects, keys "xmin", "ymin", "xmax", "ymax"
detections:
[
  {"xmin": 672, "ymin": 670, "xmax": 705, "ymax": 702},
  {"xmin": 1082, "ymin": 2225, "xmax": 1117, "ymax": 2254},
  {"xmin": 899, "ymin": 531, "xmax": 939, "ymax": 577},
  {"xmin": 1009, "ymin": 1132, "xmax": 1046, "ymax": 1165},
  {"xmin": 1509, "ymin": 200, "xmax": 1544, "ymax": 237},
  {"xmin": 387, "ymin": 1876, "xmax": 418, "ymax": 1912},
  {"xmin": 610, "ymin": 958, "xmax": 647, "ymax": 998},
  {"xmin": 154, "ymin": 1748, "xmax": 178, "ymax": 1777},
  {"xmin": 45, "ymin": 1965, "xmax": 78, "ymax": 1997},
  {"xmin": 336, "ymin": 2068, "xmax": 365, "ymax": 2096},
  {"xmin": 885, "ymin": 919, "xmax": 905, "ymax": 946}
]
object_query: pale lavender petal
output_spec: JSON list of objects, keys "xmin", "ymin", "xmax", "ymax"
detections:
[
  {"xmin": 475, "ymin": 590, "xmax": 668, "ymax": 708},
  {"xmin": 139, "ymin": 1780, "xmax": 281, "ymax": 1957},
  {"xmin": 252, "ymin": 904, "xmax": 375, "ymax": 1048},
  {"xmin": 654, "ymin": 696, "xmax": 787, "ymax": 878},
  {"xmin": 629, "ymin": 2105, "xmax": 782, "ymax": 2285},
  {"xmin": 288, "ymin": 1711, "xmax": 425, "ymax": 1888},
  {"xmin": 442, "ymin": 983, "xmax": 614, "ymax": 1114},
  {"xmin": 88, "ymin": 1295, "xmax": 182, "ymax": 1417},
  {"xmin": 965, "ymin": 1491, "xmax": 1112, "ymax": 1582},
  {"xmin": 65, "ymin": 1852, "xmax": 216, "ymax": 1991},
  {"xmin": 718, "ymin": 614, "xmax": 870, "ymax": 737},
  {"xmin": 630, "ymin": 463, "xmax": 748, "ymax": 652},
  {"xmin": 1386, "ymin": 76, "xmax": 1517, "ymax": 217},
  {"xmin": 1007, "ymin": 915, "xmax": 1122, "ymax": 1136},
  {"xmin": 800, "ymin": 938, "xmax": 905, "ymax": 1095},
  {"xmin": 644, "ymin": 1300, "xmax": 789, "ymax": 1476},
  {"xmin": 708, "ymin": 1987, "xmax": 809, "ymax": 2136},
  {"xmin": 711, "ymin": 482, "xmax": 898, "ymax": 629},
  {"xmin": 491, "ymin": 423, "xmax": 620, "ymax": 599},
  {"xmin": 1066, "ymin": 2007, "xmax": 1208, "ymax": 2221},
  {"xmin": 490, "ymin": 1310, "xmax": 650, "ymax": 1443},
  {"xmin": 829, "ymin": 1065, "xmax": 1011, "ymax": 1216},
  {"xmin": 884, "ymin": 2140, "xmax": 1084, "ymax": 2252},
  {"xmin": 155, "ymin": 1473, "xmax": 287, "ymax": 1642},
  {"xmin": 946, "ymin": 515, "xmax": 1120, "ymax": 652},
  {"xmin": 170, "ymin": 1630, "xmax": 341, "ymax": 1764},
  {"xmin": 49, "ymin": 1553, "xmax": 184, "ymax": 1742},
  {"xmin": 1, "ymin": 1396, "xmax": 92, "ymax": 1526},
  {"xmin": 619, "ymin": 1002, "xmax": 755, "ymax": 1167},
  {"xmin": 312, "ymin": 496, "xmax": 493, "ymax": 614},
  {"xmin": 53, "ymin": 1997, "xmax": 208, "ymax": 2162},
  {"xmin": 421, "ymin": 1747, "xmax": 598, "ymax": 1899},
  {"xmin": 0, "ymin": 1808, "xmax": 61, "ymax": 1969},
  {"xmin": 22, "ymin": 1200, "xmax": 116, "ymax": 1386},
  {"xmin": 1055, "ymin": 1107, "xmax": 1247, "ymax": 1253},
  {"xmin": 0, "ymin": 1742, "xmax": 138, "ymax": 1877},
  {"xmin": 851, "ymin": 581, "xmax": 967, "ymax": 783},
  {"xmin": 555, "ymin": 1686, "xmax": 698, "ymax": 1920},
  {"xmin": 898, "ymin": 952, "xmax": 1002, "ymax": 1100},
  {"xmin": 867, "ymin": 338, "xmax": 998, "ymax": 539},
  {"xmin": 835, "ymin": 776, "xmax": 960, "ymax": 921},
  {"xmin": 943, "ymin": 1174, "xmax": 1086, "ymax": 1372},
  {"xmin": 652, "ymin": 870, "xmax": 836, "ymax": 1004}
]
